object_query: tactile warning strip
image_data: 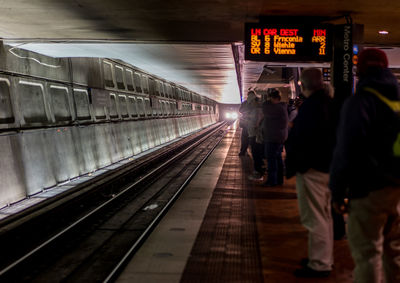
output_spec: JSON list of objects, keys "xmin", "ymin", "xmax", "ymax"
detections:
[{"xmin": 180, "ymin": 127, "xmax": 263, "ymax": 283}]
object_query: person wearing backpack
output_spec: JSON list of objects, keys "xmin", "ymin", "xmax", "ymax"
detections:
[{"xmin": 330, "ymin": 48, "xmax": 400, "ymax": 283}]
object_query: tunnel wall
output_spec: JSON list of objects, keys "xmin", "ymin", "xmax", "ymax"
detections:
[{"xmin": 0, "ymin": 114, "xmax": 217, "ymax": 208}]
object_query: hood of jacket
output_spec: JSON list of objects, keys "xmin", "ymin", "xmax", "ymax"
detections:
[{"xmin": 357, "ymin": 68, "xmax": 400, "ymax": 100}]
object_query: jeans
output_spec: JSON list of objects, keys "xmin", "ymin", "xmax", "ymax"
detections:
[
  {"xmin": 249, "ymin": 137, "xmax": 264, "ymax": 174},
  {"xmin": 264, "ymin": 142, "xmax": 284, "ymax": 185},
  {"xmin": 239, "ymin": 127, "xmax": 249, "ymax": 154}
]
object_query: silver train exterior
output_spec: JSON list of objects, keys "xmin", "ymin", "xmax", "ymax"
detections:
[{"xmin": 0, "ymin": 43, "xmax": 218, "ymax": 208}]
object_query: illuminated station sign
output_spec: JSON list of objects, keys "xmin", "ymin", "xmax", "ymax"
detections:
[{"xmin": 245, "ymin": 23, "xmax": 332, "ymax": 62}]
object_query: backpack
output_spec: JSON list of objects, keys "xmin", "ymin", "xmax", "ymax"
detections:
[{"xmin": 364, "ymin": 87, "xmax": 400, "ymax": 181}]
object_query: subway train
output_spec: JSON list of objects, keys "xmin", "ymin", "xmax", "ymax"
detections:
[{"xmin": 0, "ymin": 43, "xmax": 218, "ymax": 209}]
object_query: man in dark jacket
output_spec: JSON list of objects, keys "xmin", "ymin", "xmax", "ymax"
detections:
[
  {"xmin": 285, "ymin": 68, "xmax": 336, "ymax": 278},
  {"xmin": 262, "ymin": 89, "xmax": 288, "ymax": 186},
  {"xmin": 238, "ymin": 98, "xmax": 250, "ymax": 156},
  {"xmin": 330, "ymin": 48, "xmax": 400, "ymax": 283}
]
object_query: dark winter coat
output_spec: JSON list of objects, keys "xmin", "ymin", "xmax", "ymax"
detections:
[
  {"xmin": 285, "ymin": 89, "xmax": 336, "ymax": 178},
  {"xmin": 329, "ymin": 68, "xmax": 400, "ymax": 201},
  {"xmin": 262, "ymin": 101, "xmax": 288, "ymax": 143}
]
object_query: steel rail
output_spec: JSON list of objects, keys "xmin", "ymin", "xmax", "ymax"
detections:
[
  {"xmin": 0, "ymin": 122, "xmax": 226, "ymax": 277},
  {"xmin": 103, "ymin": 124, "xmax": 229, "ymax": 283}
]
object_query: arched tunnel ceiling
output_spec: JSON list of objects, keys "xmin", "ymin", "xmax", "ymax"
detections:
[{"xmin": 2, "ymin": 0, "xmax": 400, "ymax": 103}]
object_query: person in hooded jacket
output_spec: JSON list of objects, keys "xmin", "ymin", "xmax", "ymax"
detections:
[{"xmin": 330, "ymin": 48, "xmax": 400, "ymax": 283}]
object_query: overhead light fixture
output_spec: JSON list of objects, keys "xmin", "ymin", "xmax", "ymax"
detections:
[{"xmin": 379, "ymin": 30, "xmax": 389, "ymax": 35}]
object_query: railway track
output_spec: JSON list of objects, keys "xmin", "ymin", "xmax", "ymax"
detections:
[{"xmin": 0, "ymin": 122, "xmax": 229, "ymax": 282}]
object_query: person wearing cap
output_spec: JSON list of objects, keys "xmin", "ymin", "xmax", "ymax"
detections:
[
  {"xmin": 285, "ymin": 68, "xmax": 336, "ymax": 278},
  {"xmin": 330, "ymin": 48, "xmax": 400, "ymax": 282}
]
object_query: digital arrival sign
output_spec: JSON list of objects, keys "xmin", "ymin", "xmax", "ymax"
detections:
[{"xmin": 244, "ymin": 23, "xmax": 333, "ymax": 62}]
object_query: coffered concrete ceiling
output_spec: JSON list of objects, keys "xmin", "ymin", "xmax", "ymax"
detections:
[{"xmin": 2, "ymin": 0, "xmax": 400, "ymax": 103}]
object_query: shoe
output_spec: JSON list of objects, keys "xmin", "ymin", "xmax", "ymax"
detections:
[
  {"xmin": 248, "ymin": 172, "xmax": 263, "ymax": 181},
  {"xmin": 262, "ymin": 180, "xmax": 278, "ymax": 187},
  {"xmin": 294, "ymin": 266, "xmax": 330, "ymax": 278},
  {"xmin": 300, "ymin": 258, "xmax": 309, "ymax": 267}
]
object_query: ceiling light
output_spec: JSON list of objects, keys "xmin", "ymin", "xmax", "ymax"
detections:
[{"xmin": 379, "ymin": 30, "xmax": 389, "ymax": 35}]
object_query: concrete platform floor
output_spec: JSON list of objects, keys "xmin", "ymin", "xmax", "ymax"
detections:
[{"xmin": 116, "ymin": 122, "xmax": 354, "ymax": 282}]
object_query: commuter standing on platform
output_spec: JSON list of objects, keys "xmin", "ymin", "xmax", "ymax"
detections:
[
  {"xmin": 238, "ymin": 95, "xmax": 251, "ymax": 156},
  {"xmin": 246, "ymin": 91, "xmax": 264, "ymax": 180},
  {"xmin": 285, "ymin": 68, "xmax": 336, "ymax": 278},
  {"xmin": 262, "ymin": 89, "xmax": 288, "ymax": 186},
  {"xmin": 330, "ymin": 48, "xmax": 400, "ymax": 283}
]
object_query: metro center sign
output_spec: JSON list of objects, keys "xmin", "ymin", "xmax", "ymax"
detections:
[{"xmin": 244, "ymin": 23, "xmax": 332, "ymax": 62}]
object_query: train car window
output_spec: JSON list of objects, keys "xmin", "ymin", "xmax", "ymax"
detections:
[
  {"xmin": 103, "ymin": 61, "xmax": 115, "ymax": 88},
  {"xmin": 0, "ymin": 79, "xmax": 14, "ymax": 123},
  {"xmin": 115, "ymin": 65, "xmax": 125, "ymax": 90},
  {"xmin": 109, "ymin": 93, "xmax": 118, "ymax": 119},
  {"xmin": 136, "ymin": 97, "xmax": 145, "ymax": 117},
  {"xmin": 141, "ymin": 75, "xmax": 149, "ymax": 94},
  {"xmin": 128, "ymin": 96, "xmax": 138, "ymax": 117},
  {"xmin": 144, "ymin": 98, "xmax": 152, "ymax": 117},
  {"xmin": 133, "ymin": 72, "xmax": 142, "ymax": 93},
  {"xmin": 126, "ymin": 69, "xmax": 135, "ymax": 91},
  {"xmin": 49, "ymin": 85, "xmax": 72, "ymax": 122},
  {"xmin": 73, "ymin": 89, "xmax": 91, "ymax": 120},
  {"xmin": 118, "ymin": 95, "xmax": 129, "ymax": 118},
  {"xmin": 19, "ymin": 81, "xmax": 48, "ymax": 123}
]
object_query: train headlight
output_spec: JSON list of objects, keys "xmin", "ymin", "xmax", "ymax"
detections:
[{"xmin": 225, "ymin": 112, "xmax": 238, "ymax": 120}]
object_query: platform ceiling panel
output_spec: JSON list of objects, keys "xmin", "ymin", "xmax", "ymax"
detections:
[{"xmin": 1, "ymin": 1, "xmax": 400, "ymax": 104}]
